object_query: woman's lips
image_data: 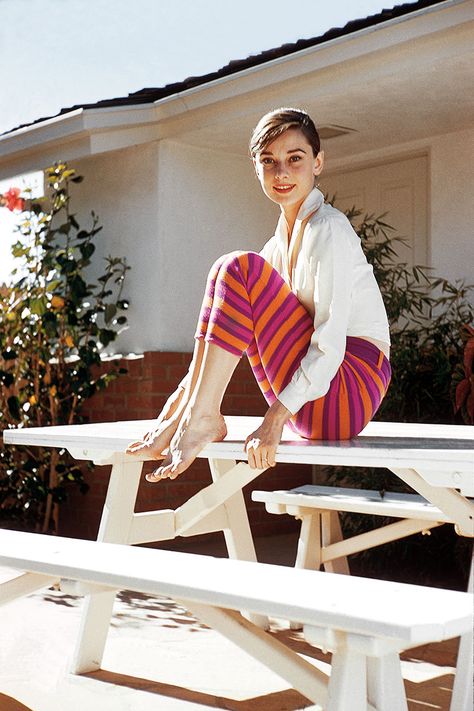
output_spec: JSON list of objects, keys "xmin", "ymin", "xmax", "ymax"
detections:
[{"xmin": 273, "ymin": 184, "xmax": 295, "ymax": 194}]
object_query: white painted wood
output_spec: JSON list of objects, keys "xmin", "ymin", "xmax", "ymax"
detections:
[
  {"xmin": 0, "ymin": 530, "xmax": 471, "ymax": 710},
  {"xmin": 127, "ymin": 509, "xmax": 176, "ymax": 544},
  {"xmin": 295, "ymin": 513, "xmax": 322, "ymax": 571},
  {"xmin": 72, "ymin": 589, "xmax": 120, "ymax": 673},
  {"xmin": 176, "ymin": 506, "xmax": 229, "ymax": 538},
  {"xmin": 450, "ymin": 547, "xmax": 474, "ymax": 711},
  {"xmin": 208, "ymin": 458, "xmax": 267, "ymax": 629},
  {"xmin": 0, "ymin": 572, "xmax": 58, "ymax": 606},
  {"xmin": 182, "ymin": 601, "xmax": 329, "ymax": 708},
  {"xmin": 367, "ymin": 654, "xmax": 409, "ymax": 711},
  {"xmin": 3, "ymin": 418, "xmax": 473, "ymax": 475},
  {"xmin": 252, "ymin": 485, "xmax": 455, "ymax": 521},
  {"xmin": 174, "ymin": 460, "xmax": 268, "ymax": 536},
  {"xmin": 71, "ymin": 457, "xmax": 144, "ymax": 673},
  {"xmin": 321, "ymin": 519, "xmax": 442, "ymax": 563},
  {"xmin": 325, "ymin": 634, "xmax": 367, "ymax": 711},
  {"xmin": 290, "ymin": 513, "xmax": 322, "ymax": 631},
  {"xmin": 3, "ymin": 416, "xmax": 473, "ymax": 704},
  {"xmin": 0, "ymin": 530, "xmax": 471, "ymax": 645},
  {"xmin": 321, "ymin": 512, "xmax": 350, "ymax": 575},
  {"xmin": 391, "ymin": 468, "xmax": 474, "ymax": 537}
]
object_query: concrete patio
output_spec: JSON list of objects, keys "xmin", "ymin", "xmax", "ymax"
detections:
[{"xmin": 0, "ymin": 532, "xmax": 463, "ymax": 711}]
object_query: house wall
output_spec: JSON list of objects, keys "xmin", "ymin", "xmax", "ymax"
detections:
[
  {"xmin": 72, "ymin": 139, "xmax": 277, "ymax": 354},
  {"xmin": 152, "ymin": 139, "xmax": 277, "ymax": 350},
  {"xmin": 430, "ymin": 126, "xmax": 474, "ymax": 285},
  {"xmin": 70, "ymin": 124, "xmax": 473, "ymax": 360},
  {"xmin": 326, "ymin": 125, "xmax": 474, "ymax": 286}
]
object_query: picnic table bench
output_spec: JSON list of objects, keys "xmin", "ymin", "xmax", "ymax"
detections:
[
  {"xmin": 0, "ymin": 529, "xmax": 472, "ymax": 711},
  {"xmin": 2, "ymin": 416, "xmax": 474, "ymax": 710}
]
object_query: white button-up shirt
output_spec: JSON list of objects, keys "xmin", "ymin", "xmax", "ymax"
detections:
[{"xmin": 260, "ymin": 188, "xmax": 390, "ymax": 415}]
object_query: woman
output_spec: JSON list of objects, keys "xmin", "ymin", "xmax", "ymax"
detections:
[{"xmin": 126, "ymin": 108, "xmax": 391, "ymax": 480}]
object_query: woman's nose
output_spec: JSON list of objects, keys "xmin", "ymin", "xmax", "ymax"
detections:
[{"xmin": 274, "ymin": 162, "xmax": 289, "ymax": 179}]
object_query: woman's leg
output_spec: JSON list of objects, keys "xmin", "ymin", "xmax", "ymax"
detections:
[
  {"xmin": 126, "ymin": 253, "xmax": 233, "ymax": 459},
  {"xmin": 148, "ymin": 250, "xmax": 313, "ymax": 480},
  {"xmin": 146, "ymin": 341, "xmax": 239, "ymax": 480},
  {"xmin": 126, "ymin": 338, "xmax": 206, "ymax": 458}
]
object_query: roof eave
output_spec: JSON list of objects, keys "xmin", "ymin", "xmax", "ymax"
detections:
[{"xmin": 0, "ymin": 0, "xmax": 468, "ymax": 174}]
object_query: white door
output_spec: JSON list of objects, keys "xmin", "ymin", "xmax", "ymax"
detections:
[{"xmin": 320, "ymin": 155, "xmax": 429, "ymax": 268}]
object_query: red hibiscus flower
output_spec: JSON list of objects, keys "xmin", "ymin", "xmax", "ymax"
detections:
[{"xmin": 1, "ymin": 187, "xmax": 25, "ymax": 212}]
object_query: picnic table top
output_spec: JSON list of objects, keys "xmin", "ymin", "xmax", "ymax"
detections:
[{"xmin": 3, "ymin": 417, "xmax": 474, "ymax": 473}]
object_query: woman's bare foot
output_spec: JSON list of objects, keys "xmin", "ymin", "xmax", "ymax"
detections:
[
  {"xmin": 146, "ymin": 411, "xmax": 227, "ymax": 482},
  {"xmin": 126, "ymin": 385, "xmax": 187, "ymax": 459}
]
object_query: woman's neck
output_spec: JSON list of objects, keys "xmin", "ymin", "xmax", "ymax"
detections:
[{"xmin": 282, "ymin": 204, "xmax": 301, "ymax": 242}]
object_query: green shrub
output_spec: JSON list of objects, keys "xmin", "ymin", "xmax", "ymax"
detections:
[{"xmin": 0, "ymin": 162, "xmax": 130, "ymax": 532}]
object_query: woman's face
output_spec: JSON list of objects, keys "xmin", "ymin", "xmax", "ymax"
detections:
[{"xmin": 254, "ymin": 128, "xmax": 323, "ymax": 214}]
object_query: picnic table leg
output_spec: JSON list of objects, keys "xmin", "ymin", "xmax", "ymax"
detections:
[
  {"xmin": 208, "ymin": 458, "xmax": 267, "ymax": 629},
  {"xmin": 450, "ymin": 543, "xmax": 474, "ymax": 711},
  {"xmin": 367, "ymin": 653, "xmax": 408, "ymax": 711},
  {"xmin": 321, "ymin": 511, "xmax": 350, "ymax": 575},
  {"xmin": 324, "ymin": 633, "xmax": 367, "ymax": 711},
  {"xmin": 70, "ymin": 458, "xmax": 144, "ymax": 674}
]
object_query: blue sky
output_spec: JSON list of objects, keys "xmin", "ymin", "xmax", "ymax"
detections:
[{"xmin": 0, "ymin": 0, "xmax": 415, "ymax": 281}]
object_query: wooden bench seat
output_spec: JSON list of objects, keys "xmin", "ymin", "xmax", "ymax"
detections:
[
  {"xmin": 252, "ymin": 484, "xmax": 472, "ymax": 575},
  {"xmin": 0, "ymin": 529, "xmax": 472, "ymax": 711},
  {"xmin": 253, "ymin": 484, "xmax": 454, "ymax": 520}
]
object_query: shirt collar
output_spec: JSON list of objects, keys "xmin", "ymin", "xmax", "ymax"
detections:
[{"xmin": 275, "ymin": 187, "xmax": 325, "ymax": 247}]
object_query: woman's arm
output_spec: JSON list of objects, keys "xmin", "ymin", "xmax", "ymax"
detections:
[{"xmin": 278, "ymin": 215, "xmax": 356, "ymax": 415}]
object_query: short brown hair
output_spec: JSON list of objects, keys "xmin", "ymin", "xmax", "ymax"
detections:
[{"xmin": 250, "ymin": 107, "xmax": 320, "ymax": 158}]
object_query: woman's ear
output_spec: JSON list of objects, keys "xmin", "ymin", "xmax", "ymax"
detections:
[{"xmin": 313, "ymin": 150, "xmax": 325, "ymax": 177}]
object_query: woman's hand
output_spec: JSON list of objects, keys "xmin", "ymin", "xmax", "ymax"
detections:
[{"xmin": 244, "ymin": 400, "xmax": 291, "ymax": 469}]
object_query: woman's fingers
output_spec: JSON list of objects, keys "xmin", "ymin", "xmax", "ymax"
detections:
[{"xmin": 245, "ymin": 436, "xmax": 276, "ymax": 469}]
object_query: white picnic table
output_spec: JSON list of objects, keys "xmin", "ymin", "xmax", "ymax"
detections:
[{"xmin": 2, "ymin": 416, "xmax": 474, "ymax": 710}]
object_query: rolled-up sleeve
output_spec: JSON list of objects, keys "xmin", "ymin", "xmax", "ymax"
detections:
[{"xmin": 278, "ymin": 216, "xmax": 356, "ymax": 415}]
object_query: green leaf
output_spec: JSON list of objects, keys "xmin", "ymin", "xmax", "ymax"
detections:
[
  {"xmin": 29, "ymin": 297, "xmax": 47, "ymax": 316},
  {"xmin": 46, "ymin": 279, "xmax": 62, "ymax": 293}
]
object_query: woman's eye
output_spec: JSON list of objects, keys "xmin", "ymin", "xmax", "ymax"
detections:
[
  {"xmin": 290, "ymin": 155, "xmax": 301, "ymax": 162},
  {"xmin": 261, "ymin": 157, "xmax": 274, "ymax": 165}
]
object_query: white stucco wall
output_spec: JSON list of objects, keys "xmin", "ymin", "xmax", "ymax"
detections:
[
  {"xmin": 72, "ymin": 142, "xmax": 161, "ymax": 353},
  {"xmin": 430, "ymin": 126, "xmax": 474, "ymax": 285},
  {"xmin": 73, "ymin": 139, "xmax": 277, "ymax": 354},
  {"xmin": 152, "ymin": 140, "xmax": 277, "ymax": 351},
  {"xmin": 326, "ymin": 125, "xmax": 474, "ymax": 286}
]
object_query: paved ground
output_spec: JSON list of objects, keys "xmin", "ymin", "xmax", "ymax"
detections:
[{"xmin": 0, "ymin": 533, "xmax": 463, "ymax": 711}]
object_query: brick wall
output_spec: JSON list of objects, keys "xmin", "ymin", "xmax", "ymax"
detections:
[{"xmin": 59, "ymin": 351, "xmax": 313, "ymax": 543}]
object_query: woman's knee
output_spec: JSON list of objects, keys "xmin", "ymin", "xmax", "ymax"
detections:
[{"xmin": 215, "ymin": 250, "xmax": 264, "ymax": 273}]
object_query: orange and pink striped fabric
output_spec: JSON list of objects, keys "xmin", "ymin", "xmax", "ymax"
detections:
[{"xmin": 195, "ymin": 251, "xmax": 391, "ymax": 440}]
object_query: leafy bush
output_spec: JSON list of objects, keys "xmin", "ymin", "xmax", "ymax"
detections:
[{"xmin": 0, "ymin": 163, "xmax": 129, "ymax": 532}]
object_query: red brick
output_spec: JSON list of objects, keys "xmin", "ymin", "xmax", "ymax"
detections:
[{"xmin": 149, "ymin": 364, "xmax": 168, "ymax": 379}]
